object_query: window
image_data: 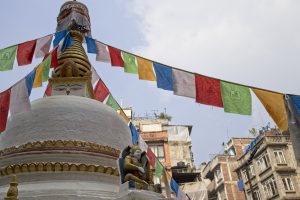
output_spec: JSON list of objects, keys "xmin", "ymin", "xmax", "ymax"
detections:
[
  {"xmin": 242, "ymin": 169, "xmax": 248, "ymax": 181},
  {"xmin": 215, "ymin": 168, "xmax": 223, "ymax": 183},
  {"xmin": 256, "ymin": 151, "xmax": 270, "ymax": 172},
  {"xmin": 247, "ymin": 189, "xmax": 261, "ymax": 200},
  {"xmin": 150, "ymin": 145, "xmax": 165, "ymax": 162},
  {"xmin": 263, "ymin": 177, "xmax": 278, "ymax": 198},
  {"xmin": 282, "ymin": 177, "xmax": 294, "ymax": 191},
  {"xmin": 242, "ymin": 164, "xmax": 255, "ymax": 182},
  {"xmin": 274, "ymin": 151, "xmax": 286, "ymax": 164}
]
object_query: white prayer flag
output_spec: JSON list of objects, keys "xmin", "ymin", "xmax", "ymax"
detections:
[
  {"xmin": 91, "ymin": 67, "xmax": 100, "ymax": 85},
  {"xmin": 96, "ymin": 41, "xmax": 111, "ymax": 63},
  {"xmin": 10, "ymin": 79, "xmax": 31, "ymax": 117},
  {"xmin": 172, "ymin": 69, "xmax": 196, "ymax": 98},
  {"xmin": 138, "ymin": 136, "xmax": 148, "ymax": 152},
  {"xmin": 35, "ymin": 35, "xmax": 53, "ymax": 58}
]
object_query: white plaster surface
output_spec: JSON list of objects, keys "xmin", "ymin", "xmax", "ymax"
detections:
[{"xmin": 0, "ymin": 95, "xmax": 132, "ymax": 150}]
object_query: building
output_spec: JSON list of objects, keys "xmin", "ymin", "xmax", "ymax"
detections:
[
  {"xmin": 0, "ymin": 1, "xmax": 170, "ymax": 199},
  {"xmin": 235, "ymin": 129, "xmax": 300, "ymax": 200},
  {"xmin": 202, "ymin": 138, "xmax": 253, "ymax": 200}
]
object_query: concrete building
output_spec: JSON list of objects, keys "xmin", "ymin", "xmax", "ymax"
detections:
[
  {"xmin": 235, "ymin": 129, "xmax": 300, "ymax": 200},
  {"xmin": 202, "ymin": 138, "xmax": 253, "ymax": 200}
]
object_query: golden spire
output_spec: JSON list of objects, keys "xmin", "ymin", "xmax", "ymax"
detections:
[{"xmin": 5, "ymin": 175, "xmax": 18, "ymax": 200}]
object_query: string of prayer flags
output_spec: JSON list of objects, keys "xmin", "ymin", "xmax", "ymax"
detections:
[
  {"xmin": 252, "ymin": 89, "xmax": 288, "ymax": 131},
  {"xmin": 172, "ymin": 69, "xmax": 195, "ymax": 98},
  {"xmin": 155, "ymin": 158, "xmax": 164, "ymax": 179},
  {"xmin": 284, "ymin": 95, "xmax": 300, "ymax": 164},
  {"xmin": 220, "ymin": 81, "xmax": 252, "ymax": 115},
  {"xmin": 122, "ymin": 52, "xmax": 138, "ymax": 74},
  {"xmin": 53, "ymin": 30, "xmax": 67, "ymax": 47},
  {"xmin": 108, "ymin": 46, "xmax": 124, "ymax": 67},
  {"xmin": 129, "ymin": 122, "xmax": 139, "ymax": 144},
  {"xmin": 0, "ymin": 89, "xmax": 11, "ymax": 132},
  {"xmin": 153, "ymin": 62, "xmax": 173, "ymax": 91},
  {"xmin": 35, "ymin": 34, "xmax": 53, "ymax": 58},
  {"xmin": 171, "ymin": 178, "xmax": 179, "ymax": 196},
  {"xmin": 25, "ymin": 70, "xmax": 36, "ymax": 96},
  {"xmin": 147, "ymin": 147, "xmax": 156, "ymax": 168},
  {"xmin": 17, "ymin": 40, "xmax": 36, "ymax": 66},
  {"xmin": 94, "ymin": 79, "xmax": 110, "ymax": 102},
  {"xmin": 95, "ymin": 42, "xmax": 111, "ymax": 62},
  {"xmin": 137, "ymin": 57, "xmax": 156, "ymax": 81},
  {"xmin": 0, "ymin": 46, "xmax": 17, "ymax": 71},
  {"xmin": 106, "ymin": 94, "xmax": 120, "ymax": 110},
  {"xmin": 85, "ymin": 37, "xmax": 97, "ymax": 54},
  {"xmin": 9, "ymin": 79, "xmax": 30, "ymax": 117},
  {"xmin": 42, "ymin": 55, "xmax": 52, "ymax": 82},
  {"xmin": 195, "ymin": 74, "xmax": 223, "ymax": 107},
  {"xmin": 33, "ymin": 64, "xmax": 43, "ymax": 88}
]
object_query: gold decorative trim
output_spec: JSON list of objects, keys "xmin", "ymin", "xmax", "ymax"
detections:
[
  {"xmin": 0, "ymin": 162, "xmax": 119, "ymax": 177},
  {"xmin": 0, "ymin": 140, "xmax": 120, "ymax": 158}
]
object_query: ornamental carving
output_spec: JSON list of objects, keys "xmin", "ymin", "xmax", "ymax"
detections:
[{"xmin": 0, "ymin": 140, "xmax": 120, "ymax": 158}]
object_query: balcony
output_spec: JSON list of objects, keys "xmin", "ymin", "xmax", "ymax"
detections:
[{"xmin": 264, "ymin": 135, "xmax": 290, "ymax": 146}]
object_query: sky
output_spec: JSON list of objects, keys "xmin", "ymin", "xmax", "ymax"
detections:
[{"xmin": 1, "ymin": 0, "xmax": 299, "ymax": 166}]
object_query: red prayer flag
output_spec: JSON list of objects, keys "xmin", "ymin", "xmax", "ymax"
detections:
[
  {"xmin": 0, "ymin": 89, "xmax": 11, "ymax": 132},
  {"xmin": 108, "ymin": 46, "xmax": 124, "ymax": 67},
  {"xmin": 94, "ymin": 79, "xmax": 110, "ymax": 102},
  {"xmin": 147, "ymin": 147, "xmax": 156, "ymax": 168},
  {"xmin": 17, "ymin": 40, "xmax": 36, "ymax": 66},
  {"xmin": 51, "ymin": 47, "xmax": 59, "ymax": 68},
  {"xmin": 45, "ymin": 83, "xmax": 52, "ymax": 96},
  {"xmin": 195, "ymin": 74, "xmax": 223, "ymax": 107}
]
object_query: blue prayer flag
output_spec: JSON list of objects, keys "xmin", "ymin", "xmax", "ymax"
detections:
[
  {"xmin": 61, "ymin": 33, "xmax": 74, "ymax": 52},
  {"xmin": 25, "ymin": 69, "xmax": 36, "ymax": 96},
  {"xmin": 170, "ymin": 178, "xmax": 179, "ymax": 196},
  {"xmin": 290, "ymin": 95, "xmax": 300, "ymax": 116},
  {"xmin": 85, "ymin": 37, "xmax": 97, "ymax": 54},
  {"xmin": 238, "ymin": 179, "xmax": 244, "ymax": 191},
  {"xmin": 153, "ymin": 62, "xmax": 173, "ymax": 91},
  {"xmin": 129, "ymin": 122, "xmax": 139, "ymax": 145},
  {"xmin": 53, "ymin": 30, "xmax": 67, "ymax": 47}
]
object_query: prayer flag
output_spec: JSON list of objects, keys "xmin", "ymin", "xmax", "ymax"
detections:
[
  {"xmin": 61, "ymin": 33, "xmax": 74, "ymax": 52},
  {"xmin": 33, "ymin": 64, "xmax": 43, "ymax": 88},
  {"xmin": 118, "ymin": 109, "xmax": 130, "ymax": 124},
  {"xmin": 108, "ymin": 46, "xmax": 124, "ymax": 67},
  {"xmin": 122, "ymin": 52, "xmax": 138, "ymax": 74},
  {"xmin": 252, "ymin": 89, "xmax": 288, "ymax": 131},
  {"xmin": 195, "ymin": 74, "xmax": 223, "ymax": 107},
  {"xmin": 42, "ymin": 56, "xmax": 52, "ymax": 82},
  {"xmin": 137, "ymin": 57, "xmax": 156, "ymax": 81},
  {"xmin": 85, "ymin": 37, "xmax": 97, "ymax": 54},
  {"xmin": 35, "ymin": 34, "xmax": 53, "ymax": 58},
  {"xmin": 10, "ymin": 79, "xmax": 30, "ymax": 117},
  {"xmin": 155, "ymin": 159, "xmax": 164, "ymax": 179},
  {"xmin": 95, "ymin": 41, "xmax": 111, "ymax": 62},
  {"xmin": 51, "ymin": 47, "xmax": 59, "ymax": 68},
  {"xmin": 0, "ymin": 46, "xmax": 17, "ymax": 71},
  {"xmin": 172, "ymin": 69, "xmax": 195, "ymax": 98},
  {"xmin": 171, "ymin": 178, "xmax": 179, "ymax": 196},
  {"xmin": 17, "ymin": 40, "xmax": 36, "ymax": 66},
  {"xmin": 147, "ymin": 148, "xmax": 156, "ymax": 168},
  {"xmin": 284, "ymin": 95, "xmax": 300, "ymax": 164},
  {"xmin": 153, "ymin": 62, "xmax": 173, "ymax": 91},
  {"xmin": 53, "ymin": 30, "xmax": 67, "ymax": 47},
  {"xmin": 220, "ymin": 81, "xmax": 252, "ymax": 115},
  {"xmin": 0, "ymin": 89, "xmax": 11, "ymax": 132},
  {"xmin": 138, "ymin": 136, "xmax": 148, "ymax": 152},
  {"xmin": 177, "ymin": 189, "xmax": 187, "ymax": 200},
  {"xmin": 106, "ymin": 94, "xmax": 120, "ymax": 110},
  {"xmin": 129, "ymin": 122, "xmax": 139, "ymax": 144},
  {"xmin": 45, "ymin": 83, "xmax": 52, "ymax": 96},
  {"xmin": 91, "ymin": 67, "xmax": 100, "ymax": 85},
  {"xmin": 94, "ymin": 79, "xmax": 110, "ymax": 102},
  {"xmin": 25, "ymin": 70, "xmax": 36, "ymax": 96}
]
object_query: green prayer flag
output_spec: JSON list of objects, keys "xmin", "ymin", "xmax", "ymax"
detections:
[
  {"xmin": 106, "ymin": 95, "xmax": 120, "ymax": 110},
  {"xmin": 42, "ymin": 55, "xmax": 52, "ymax": 82},
  {"xmin": 122, "ymin": 52, "xmax": 138, "ymax": 74},
  {"xmin": 0, "ymin": 46, "xmax": 17, "ymax": 71},
  {"xmin": 155, "ymin": 159, "xmax": 164, "ymax": 179},
  {"xmin": 220, "ymin": 81, "xmax": 252, "ymax": 115}
]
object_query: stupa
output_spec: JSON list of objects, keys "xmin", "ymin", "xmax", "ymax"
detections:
[{"xmin": 0, "ymin": 1, "xmax": 169, "ymax": 199}]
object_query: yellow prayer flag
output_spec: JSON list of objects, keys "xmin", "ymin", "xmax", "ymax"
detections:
[
  {"xmin": 33, "ymin": 64, "xmax": 43, "ymax": 88},
  {"xmin": 252, "ymin": 88, "xmax": 288, "ymax": 131},
  {"xmin": 118, "ymin": 109, "xmax": 130, "ymax": 124},
  {"xmin": 137, "ymin": 57, "xmax": 156, "ymax": 81}
]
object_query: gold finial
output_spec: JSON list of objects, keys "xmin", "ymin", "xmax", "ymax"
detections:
[{"xmin": 5, "ymin": 175, "xmax": 18, "ymax": 200}]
